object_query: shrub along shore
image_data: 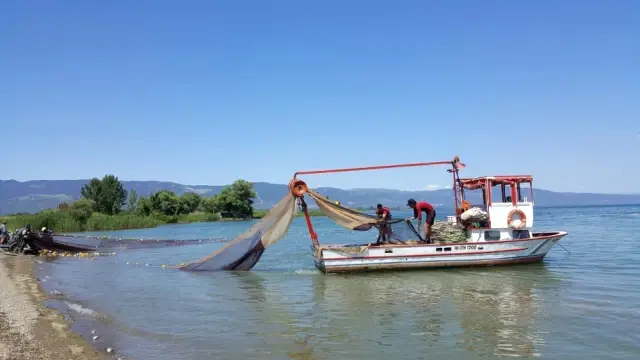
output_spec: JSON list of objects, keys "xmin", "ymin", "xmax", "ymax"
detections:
[{"xmin": 0, "ymin": 208, "xmax": 331, "ymax": 234}]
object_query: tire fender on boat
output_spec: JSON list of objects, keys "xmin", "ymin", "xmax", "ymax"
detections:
[{"xmin": 507, "ymin": 209, "xmax": 527, "ymax": 229}]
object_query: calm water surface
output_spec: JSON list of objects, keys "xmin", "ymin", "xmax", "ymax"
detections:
[{"xmin": 37, "ymin": 206, "xmax": 640, "ymax": 359}]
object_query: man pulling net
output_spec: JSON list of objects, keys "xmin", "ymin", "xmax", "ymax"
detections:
[
  {"xmin": 375, "ymin": 203, "xmax": 393, "ymax": 244},
  {"xmin": 406, "ymin": 199, "xmax": 437, "ymax": 244}
]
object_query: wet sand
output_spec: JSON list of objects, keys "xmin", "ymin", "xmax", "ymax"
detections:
[{"xmin": 0, "ymin": 253, "xmax": 107, "ymax": 360}]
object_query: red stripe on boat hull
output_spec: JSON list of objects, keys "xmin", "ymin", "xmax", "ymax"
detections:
[
  {"xmin": 322, "ymin": 247, "xmax": 527, "ymax": 261},
  {"xmin": 318, "ymin": 254, "xmax": 546, "ymax": 274}
]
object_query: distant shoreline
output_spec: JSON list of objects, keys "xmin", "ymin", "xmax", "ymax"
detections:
[{"xmin": 5, "ymin": 178, "xmax": 640, "ymax": 216}]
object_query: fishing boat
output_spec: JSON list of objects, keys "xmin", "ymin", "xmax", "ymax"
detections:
[
  {"xmin": 176, "ymin": 157, "xmax": 567, "ymax": 274},
  {"xmin": 288, "ymin": 157, "xmax": 568, "ymax": 274}
]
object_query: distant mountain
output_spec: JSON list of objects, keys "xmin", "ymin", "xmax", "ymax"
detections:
[{"xmin": 1, "ymin": 179, "xmax": 640, "ymax": 215}]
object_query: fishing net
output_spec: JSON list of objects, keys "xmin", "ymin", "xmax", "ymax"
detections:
[
  {"xmin": 177, "ymin": 193, "xmax": 297, "ymax": 271},
  {"xmin": 53, "ymin": 235, "xmax": 230, "ymax": 250},
  {"xmin": 308, "ymin": 189, "xmax": 468, "ymax": 244},
  {"xmin": 175, "ymin": 187, "xmax": 469, "ymax": 272},
  {"xmin": 431, "ymin": 222, "xmax": 467, "ymax": 244},
  {"xmin": 307, "ymin": 189, "xmax": 423, "ymax": 243}
]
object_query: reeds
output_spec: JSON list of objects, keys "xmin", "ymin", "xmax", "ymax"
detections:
[{"xmin": 0, "ymin": 210, "xmax": 164, "ymax": 233}]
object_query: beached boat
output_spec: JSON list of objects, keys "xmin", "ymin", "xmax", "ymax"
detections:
[
  {"xmin": 289, "ymin": 158, "xmax": 568, "ymax": 274},
  {"xmin": 0, "ymin": 230, "xmax": 97, "ymax": 254}
]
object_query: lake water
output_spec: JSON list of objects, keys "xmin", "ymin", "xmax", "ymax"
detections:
[{"xmin": 37, "ymin": 206, "xmax": 640, "ymax": 360}]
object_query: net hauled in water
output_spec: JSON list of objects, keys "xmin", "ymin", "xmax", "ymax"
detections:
[
  {"xmin": 306, "ymin": 189, "xmax": 424, "ymax": 243},
  {"xmin": 176, "ymin": 189, "xmax": 425, "ymax": 272},
  {"xmin": 176, "ymin": 192, "xmax": 297, "ymax": 271}
]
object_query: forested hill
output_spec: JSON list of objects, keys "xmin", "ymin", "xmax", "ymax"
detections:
[{"xmin": 1, "ymin": 179, "xmax": 640, "ymax": 215}]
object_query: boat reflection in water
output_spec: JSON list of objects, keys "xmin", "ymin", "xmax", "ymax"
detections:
[
  {"xmin": 311, "ymin": 264, "xmax": 562, "ymax": 359},
  {"xmin": 183, "ymin": 265, "xmax": 562, "ymax": 360},
  {"xmin": 449, "ymin": 268, "xmax": 548, "ymax": 358}
]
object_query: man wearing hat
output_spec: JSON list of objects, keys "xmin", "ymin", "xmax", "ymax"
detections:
[{"xmin": 406, "ymin": 199, "xmax": 436, "ymax": 243}]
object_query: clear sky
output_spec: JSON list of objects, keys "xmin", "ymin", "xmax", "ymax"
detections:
[{"xmin": 2, "ymin": 0, "xmax": 638, "ymax": 193}]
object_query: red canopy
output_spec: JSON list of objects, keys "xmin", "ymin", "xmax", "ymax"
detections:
[{"xmin": 459, "ymin": 175, "xmax": 533, "ymax": 190}]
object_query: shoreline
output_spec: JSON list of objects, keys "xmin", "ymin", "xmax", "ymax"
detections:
[
  {"xmin": 0, "ymin": 253, "xmax": 108, "ymax": 360},
  {"xmin": 1, "ymin": 209, "xmax": 334, "ymax": 234}
]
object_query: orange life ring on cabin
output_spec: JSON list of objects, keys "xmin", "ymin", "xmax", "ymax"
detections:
[
  {"xmin": 507, "ymin": 209, "xmax": 527, "ymax": 229},
  {"xmin": 288, "ymin": 179, "xmax": 308, "ymax": 197}
]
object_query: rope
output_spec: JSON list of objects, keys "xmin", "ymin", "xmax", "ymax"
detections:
[
  {"xmin": 39, "ymin": 249, "xmax": 117, "ymax": 258},
  {"xmin": 294, "ymin": 158, "xmax": 462, "ymax": 177},
  {"xmin": 54, "ymin": 234, "xmax": 231, "ymax": 243},
  {"xmin": 52, "ymin": 234, "xmax": 231, "ymax": 251}
]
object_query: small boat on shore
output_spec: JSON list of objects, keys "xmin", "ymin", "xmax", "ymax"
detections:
[{"xmin": 1, "ymin": 229, "xmax": 97, "ymax": 255}]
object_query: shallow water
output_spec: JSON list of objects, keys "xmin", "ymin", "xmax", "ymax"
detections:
[{"xmin": 37, "ymin": 206, "xmax": 640, "ymax": 359}]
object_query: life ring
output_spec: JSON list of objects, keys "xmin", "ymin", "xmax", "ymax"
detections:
[{"xmin": 507, "ymin": 209, "xmax": 527, "ymax": 229}]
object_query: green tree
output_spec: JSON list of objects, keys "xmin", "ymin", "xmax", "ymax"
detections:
[
  {"xmin": 149, "ymin": 190, "xmax": 181, "ymax": 216},
  {"xmin": 57, "ymin": 202, "xmax": 70, "ymax": 211},
  {"xmin": 201, "ymin": 196, "xmax": 220, "ymax": 213},
  {"xmin": 80, "ymin": 175, "xmax": 128, "ymax": 215},
  {"xmin": 128, "ymin": 189, "xmax": 138, "ymax": 212},
  {"xmin": 69, "ymin": 198, "xmax": 94, "ymax": 223},
  {"xmin": 179, "ymin": 192, "xmax": 202, "ymax": 213},
  {"xmin": 214, "ymin": 180, "xmax": 257, "ymax": 219},
  {"xmin": 136, "ymin": 196, "xmax": 152, "ymax": 216}
]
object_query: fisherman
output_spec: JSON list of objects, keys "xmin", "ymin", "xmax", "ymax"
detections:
[
  {"xmin": 375, "ymin": 204, "xmax": 392, "ymax": 243},
  {"xmin": 0, "ymin": 222, "xmax": 7, "ymax": 245},
  {"xmin": 406, "ymin": 199, "xmax": 436, "ymax": 243},
  {"xmin": 376, "ymin": 204, "xmax": 391, "ymax": 220}
]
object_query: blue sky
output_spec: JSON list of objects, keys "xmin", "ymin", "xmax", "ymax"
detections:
[{"xmin": 2, "ymin": 0, "xmax": 638, "ymax": 193}]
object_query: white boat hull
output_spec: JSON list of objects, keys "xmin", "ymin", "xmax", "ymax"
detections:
[{"xmin": 313, "ymin": 232, "xmax": 568, "ymax": 274}]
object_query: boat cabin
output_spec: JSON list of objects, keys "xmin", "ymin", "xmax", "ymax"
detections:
[{"xmin": 454, "ymin": 175, "xmax": 534, "ymax": 242}]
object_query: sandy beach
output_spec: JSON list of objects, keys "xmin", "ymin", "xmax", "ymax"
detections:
[{"xmin": 0, "ymin": 253, "xmax": 107, "ymax": 360}]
